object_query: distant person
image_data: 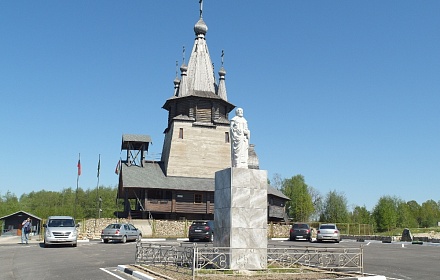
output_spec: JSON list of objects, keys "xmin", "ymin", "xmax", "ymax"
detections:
[
  {"xmin": 21, "ymin": 217, "xmax": 31, "ymax": 244},
  {"xmin": 230, "ymin": 107, "xmax": 250, "ymax": 168}
]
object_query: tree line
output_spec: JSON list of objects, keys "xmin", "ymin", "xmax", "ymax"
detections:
[
  {"xmin": 275, "ymin": 174, "xmax": 440, "ymax": 232},
  {"xmin": 0, "ymin": 186, "xmax": 123, "ymax": 220},
  {"xmin": 2, "ymin": 175, "xmax": 439, "ymax": 233}
]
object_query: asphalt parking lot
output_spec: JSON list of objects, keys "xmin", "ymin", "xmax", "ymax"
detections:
[{"xmin": 2, "ymin": 235, "xmax": 440, "ymax": 280}]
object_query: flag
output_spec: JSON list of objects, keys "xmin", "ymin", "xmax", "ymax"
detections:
[
  {"xmin": 97, "ymin": 155, "xmax": 101, "ymax": 178},
  {"xmin": 115, "ymin": 160, "xmax": 121, "ymax": 175},
  {"xmin": 77, "ymin": 159, "xmax": 81, "ymax": 176}
]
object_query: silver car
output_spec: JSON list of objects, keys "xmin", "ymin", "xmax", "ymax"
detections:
[
  {"xmin": 43, "ymin": 216, "xmax": 79, "ymax": 248},
  {"xmin": 101, "ymin": 223, "xmax": 142, "ymax": 243},
  {"xmin": 317, "ymin": 223, "xmax": 341, "ymax": 243}
]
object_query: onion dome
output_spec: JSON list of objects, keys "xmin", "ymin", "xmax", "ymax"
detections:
[
  {"xmin": 180, "ymin": 63, "xmax": 188, "ymax": 72},
  {"xmin": 218, "ymin": 66, "xmax": 226, "ymax": 77},
  {"xmin": 194, "ymin": 18, "xmax": 208, "ymax": 36}
]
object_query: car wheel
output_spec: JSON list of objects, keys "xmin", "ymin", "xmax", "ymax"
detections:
[
  {"xmin": 44, "ymin": 240, "xmax": 49, "ymax": 248},
  {"xmin": 103, "ymin": 239, "xmax": 109, "ymax": 243},
  {"xmin": 72, "ymin": 243, "xmax": 77, "ymax": 247},
  {"xmin": 122, "ymin": 235, "xmax": 127, "ymax": 243}
]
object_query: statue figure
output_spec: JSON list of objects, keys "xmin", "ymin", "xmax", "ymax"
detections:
[{"xmin": 230, "ymin": 108, "xmax": 250, "ymax": 168}]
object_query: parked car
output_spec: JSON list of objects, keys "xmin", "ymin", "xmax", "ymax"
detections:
[
  {"xmin": 101, "ymin": 223, "xmax": 142, "ymax": 243},
  {"xmin": 188, "ymin": 220, "xmax": 214, "ymax": 242},
  {"xmin": 43, "ymin": 216, "xmax": 79, "ymax": 248},
  {"xmin": 316, "ymin": 223, "xmax": 341, "ymax": 243},
  {"xmin": 289, "ymin": 223, "xmax": 312, "ymax": 241}
]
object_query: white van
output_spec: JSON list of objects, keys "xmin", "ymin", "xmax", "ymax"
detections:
[{"xmin": 43, "ymin": 216, "xmax": 79, "ymax": 247}]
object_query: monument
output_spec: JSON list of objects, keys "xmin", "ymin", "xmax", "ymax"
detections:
[
  {"xmin": 230, "ymin": 108, "xmax": 250, "ymax": 168},
  {"xmin": 214, "ymin": 108, "xmax": 268, "ymax": 270}
]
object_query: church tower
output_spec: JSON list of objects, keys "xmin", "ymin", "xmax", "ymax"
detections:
[
  {"xmin": 116, "ymin": 1, "xmax": 289, "ymax": 221},
  {"xmin": 161, "ymin": 3, "xmax": 235, "ymax": 178}
]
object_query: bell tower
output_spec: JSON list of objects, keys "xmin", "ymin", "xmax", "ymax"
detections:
[{"xmin": 161, "ymin": 3, "xmax": 235, "ymax": 178}]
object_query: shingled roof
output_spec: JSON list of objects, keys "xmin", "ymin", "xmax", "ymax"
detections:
[{"xmin": 121, "ymin": 162, "xmax": 289, "ymax": 200}]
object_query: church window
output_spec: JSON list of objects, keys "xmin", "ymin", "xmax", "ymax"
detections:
[
  {"xmin": 225, "ymin": 132, "xmax": 229, "ymax": 143},
  {"xmin": 179, "ymin": 128, "xmax": 184, "ymax": 139}
]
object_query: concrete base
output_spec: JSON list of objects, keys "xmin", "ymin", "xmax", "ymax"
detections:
[{"xmin": 214, "ymin": 167, "xmax": 268, "ymax": 270}]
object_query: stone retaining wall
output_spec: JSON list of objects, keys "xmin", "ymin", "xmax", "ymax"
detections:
[
  {"xmin": 77, "ymin": 219, "xmax": 293, "ymax": 239},
  {"xmin": 78, "ymin": 218, "xmax": 129, "ymax": 240},
  {"xmin": 151, "ymin": 219, "xmax": 191, "ymax": 238},
  {"xmin": 150, "ymin": 220, "xmax": 293, "ymax": 238},
  {"xmin": 74, "ymin": 219, "xmax": 440, "ymax": 243}
]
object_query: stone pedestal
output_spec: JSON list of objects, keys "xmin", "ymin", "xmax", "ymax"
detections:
[{"xmin": 214, "ymin": 167, "xmax": 267, "ymax": 270}]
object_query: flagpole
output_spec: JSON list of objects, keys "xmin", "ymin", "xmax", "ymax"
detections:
[
  {"xmin": 74, "ymin": 153, "xmax": 81, "ymax": 219},
  {"xmin": 96, "ymin": 154, "xmax": 101, "ymax": 219},
  {"xmin": 115, "ymin": 157, "xmax": 122, "ymax": 220},
  {"xmin": 94, "ymin": 154, "xmax": 101, "ymax": 234}
]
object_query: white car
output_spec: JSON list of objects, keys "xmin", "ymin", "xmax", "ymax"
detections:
[
  {"xmin": 317, "ymin": 223, "xmax": 341, "ymax": 243},
  {"xmin": 43, "ymin": 216, "xmax": 79, "ymax": 247}
]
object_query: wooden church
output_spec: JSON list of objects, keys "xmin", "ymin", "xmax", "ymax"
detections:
[{"xmin": 116, "ymin": 3, "xmax": 289, "ymax": 222}]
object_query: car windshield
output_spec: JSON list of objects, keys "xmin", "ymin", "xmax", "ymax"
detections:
[{"xmin": 48, "ymin": 219, "xmax": 74, "ymax": 227}]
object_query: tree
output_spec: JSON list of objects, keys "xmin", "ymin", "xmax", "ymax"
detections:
[
  {"xmin": 319, "ymin": 190, "xmax": 349, "ymax": 223},
  {"xmin": 281, "ymin": 175, "xmax": 314, "ymax": 222},
  {"xmin": 351, "ymin": 205, "xmax": 371, "ymax": 224},
  {"xmin": 96, "ymin": 185, "xmax": 121, "ymax": 218},
  {"xmin": 406, "ymin": 200, "xmax": 421, "ymax": 227},
  {"xmin": 0, "ymin": 191, "xmax": 20, "ymax": 216},
  {"xmin": 269, "ymin": 173, "xmax": 284, "ymax": 190},
  {"xmin": 419, "ymin": 200, "xmax": 440, "ymax": 228},
  {"xmin": 19, "ymin": 190, "xmax": 65, "ymax": 218},
  {"xmin": 396, "ymin": 200, "xmax": 418, "ymax": 228},
  {"xmin": 4, "ymin": 186, "xmax": 120, "ymax": 220},
  {"xmin": 308, "ymin": 186, "xmax": 323, "ymax": 221},
  {"xmin": 372, "ymin": 196, "xmax": 399, "ymax": 232}
]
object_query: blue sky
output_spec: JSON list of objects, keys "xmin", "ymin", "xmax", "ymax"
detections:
[{"xmin": 1, "ymin": 1, "xmax": 439, "ymax": 211}]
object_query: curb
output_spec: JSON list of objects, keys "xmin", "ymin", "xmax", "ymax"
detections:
[
  {"xmin": 360, "ymin": 277, "xmax": 386, "ymax": 280},
  {"xmin": 117, "ymin": 264, "xmax": 387, "ymax": 280},
  {"xmin": 117, "ymin": 265, "xmax": 154, "ymax": 280},
  {"xmin": 141, "ymin": 238, "xmax": 167, "ymax": 242},
  {"xmin": 0, "ymin": 236, "xmax": 91, "ymax": 245},
  {"xmin": 338, "ymin": 276, "xmax": 386, "ymax": 280},
  {"xmin": 271, "ymin": 237, "xmax": 289, "ymax": 241}
]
